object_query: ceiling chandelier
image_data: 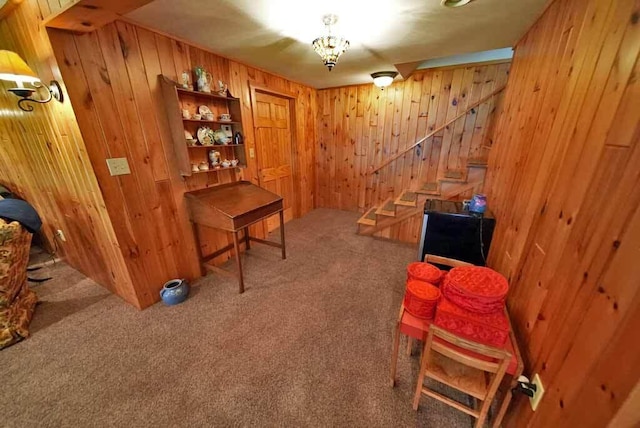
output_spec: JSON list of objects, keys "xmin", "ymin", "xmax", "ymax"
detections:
[{"xmin": 312, "ymin": 14, "xmax": 350, "ymax": 71}]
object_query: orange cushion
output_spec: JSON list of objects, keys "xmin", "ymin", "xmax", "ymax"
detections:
[
  {"xmin": 403, "ymin": 280, "xmax": 441, "ymax": 320},
  {"xmin": 442, "ymin": 266, "xmax": 509, "ymax": 314},
  {"xmin": 407, "ymin": 262, "xmax": 443, "ymax": 285},
  {"xmin": 434, "ymin": 297, "xmax": 510, "ymax": 347}
]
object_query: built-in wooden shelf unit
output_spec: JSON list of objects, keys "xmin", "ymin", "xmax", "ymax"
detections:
[{"xmin": 159, "ymin": 75, "xmax": 246, "ymax": 177}]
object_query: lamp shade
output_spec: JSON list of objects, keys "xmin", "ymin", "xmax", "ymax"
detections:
[
  {"xmin": 371, "ymin": 71, "xmax": 398, "ymax": 88},
  {"xmin": 0, "ymin": 50, "xmax": 39, "ymax": 85}
]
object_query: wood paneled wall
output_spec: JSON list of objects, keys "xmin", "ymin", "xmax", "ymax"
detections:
[
  {"xmin": 485, "ymin": 0, "xmax": 640, "ymax": 426},
  {"xmin": 0, "ymin": 0, "xmax": 137, "ymax": 305},
  {"xmin": 35, "ymin": 0, "xmax": 76, "ymax": 17},
  {"xmin": 48, "ymin": 20, "xmax": 317, "ymax": 308},
  {"xmin": 316, "ymin": 63, "xmax": 509, "ymax": 241}
]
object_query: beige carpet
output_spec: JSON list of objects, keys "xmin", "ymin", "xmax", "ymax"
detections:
[{"xmin": 1, "ymin": 209, "xmax": 473, "ymax": 427}]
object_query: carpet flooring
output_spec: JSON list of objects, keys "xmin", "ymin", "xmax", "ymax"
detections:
[{"xmin": 2, "ymin": 209, "xmax": 474, "ymax": 427}]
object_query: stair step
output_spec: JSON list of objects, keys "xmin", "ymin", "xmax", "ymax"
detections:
[
  {"xmin": 395, "ymin": 191, "xmax": 418, "ymax": 207},
  {"xmin": 441, "ymin": 170, "xmax": 467, "ymax": 183},
  {"xmin": 376, "ymin": 198, "xmax": 397, "ymax": 217},
  {"xmin": 467, "ymin": 157, "xmax": 488, "ymax": 168},
  {"xmin": 357, "ymin": 207, "xmax": 378, "ymax": 226},
  {"xmin": 416, "ymin": 182, "xmax": 441, "ymax": 195},
  {"xmin": 444, "ymin": 170, "xmax": 464, "ymax": 179}
]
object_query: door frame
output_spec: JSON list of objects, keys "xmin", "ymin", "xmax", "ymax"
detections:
[{"xmin": 249, "ymin": 83, "xmax": 300, "ymax": 219}]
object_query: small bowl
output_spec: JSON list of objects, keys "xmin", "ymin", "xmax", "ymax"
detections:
[
  {"xmin": 186, "ymin": 138, "xmax": 197, "ymax": 146},
  {"xmin": 192, "ymin": 114, "xmax": 202, "ymax": 120},
  {"xmin": 219, "ymin": 114, "xmax": 231, "ymax": 122},
  {"xmin": 221, "ymin": 160, "xmax": 231, "ymax": 168},
  {"xmin": 204, "ymin": 113, "xmax": 214, "ymax": 121},
  {"xmin": 230, "ymin": 159, "xmax": 239, "ymax": 167}
]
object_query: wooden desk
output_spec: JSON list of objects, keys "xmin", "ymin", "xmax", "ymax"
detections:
[{"xmin": 184, "ymin": 181, "xmax": 286, "ymax": 293}]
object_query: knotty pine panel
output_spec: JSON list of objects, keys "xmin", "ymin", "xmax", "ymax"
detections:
[
  {"xmin": 0, "ymin": 0, "xmax": 137, "ymax": 305},
  {"xmin": 49, "ymin": 19, "xmax": 317, "ymax": 307},
  {"xmin": 316, "ymin": 63, "xmax": 509, "ymax": 242},
  {"xmin": 485, "ymin": 0, "xmax": 640, "ymax": 426}
]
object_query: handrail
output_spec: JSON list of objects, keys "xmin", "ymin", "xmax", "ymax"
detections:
[{"xmin": 368, "ymin": 86, "xmax": 506, "ymax": 175}]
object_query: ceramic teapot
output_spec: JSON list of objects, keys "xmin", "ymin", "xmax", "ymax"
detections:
[{"xmin": 160, "ymin": 279, "xmax": 190, "ymax": 305}]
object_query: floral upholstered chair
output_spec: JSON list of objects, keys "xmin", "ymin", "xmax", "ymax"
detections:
[{"xmin": 0, "ymin": 218, "xmax": 37, "ymax": 349}]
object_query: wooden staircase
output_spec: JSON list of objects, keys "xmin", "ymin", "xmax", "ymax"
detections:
[
  {"xmin": 357, "ymin": 85, "xmax": 503, "ymax": 240},
  {"xmin": 357, "ymin": 161, "xmax": 487, "ymax": 237}
]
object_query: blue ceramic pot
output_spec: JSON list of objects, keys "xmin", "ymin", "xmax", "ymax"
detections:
[
  {"xmin": 160, "ymin": 279, "xmax": 190, "ymax": 305},
  {"xmin": 469, "ymin": 194, "xmax": 487, "ymax": 214}
]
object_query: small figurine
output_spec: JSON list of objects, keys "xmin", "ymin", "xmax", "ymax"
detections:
[
  {"xmin": 208, "ymin": 150, "xmax": 221, "ymax": 166},
  {"xmin": 233, "ymin": 131, "xmax": 244, "ymax": 145},
  {"xmin": 217, "ymin": 80, "xmax": 228, "ymax": 96},
  {"xmin": 181, "ymin": 71, "xmax": 191, "ymax": 89}
]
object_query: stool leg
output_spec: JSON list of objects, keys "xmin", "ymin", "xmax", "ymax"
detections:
[
  {"xmin": 406, "ymin": 337, "xmax": 414, "ymax": 356},
  {"xmin": 390, "ymin": 323, "xmax": 402, "ymax": 387},
  {"xmin": 413, "ymin": 341, "xmax": 430, "ymax": 410},
  {"xmin": 492, "ymin": 387, "xmax": 514, "ymax": 428}
]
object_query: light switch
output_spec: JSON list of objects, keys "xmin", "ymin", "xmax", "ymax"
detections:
[
  {"xmin": 249, "ymin": 148, "xmax": 255, "ymax": 158},
  {"xmin": 106, "ymin": 157, "xmax": 131, "ymax": 176}
]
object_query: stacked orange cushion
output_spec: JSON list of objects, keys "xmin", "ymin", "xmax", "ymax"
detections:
[
  {"xmin": 403, "ymin": 279, "xmax": 441, "ymax": 320},
  {"xmin": 406, "ymin": 262, "xmax": 444, "ymax": 286},
  {"xmin": 441, "ymin": 266, "xmax": 508, "ymax": 314},
  {"xmin": 434, "ymin": 297, "xmax": 510, "ymax": 347}
]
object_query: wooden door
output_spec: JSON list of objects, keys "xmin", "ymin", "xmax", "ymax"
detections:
[{"xmin": 253, "ymin": 91, "xmax": 295, "ymax": 232}]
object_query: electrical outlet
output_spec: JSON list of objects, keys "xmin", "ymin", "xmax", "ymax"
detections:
[
  {"xmin": 106, "ymin": 157, "xmax": 131, "ymax": 176},
  {"xmin": 56, "ymin": 229, "xmax": 66, "ymax": 242},
  {"xmin": 249, "ymin": 148, "xmax": 255, "ymax": 158},
  {"xmin": 529, "ymin": 373, "xmax": 545, "ymax": 411}
]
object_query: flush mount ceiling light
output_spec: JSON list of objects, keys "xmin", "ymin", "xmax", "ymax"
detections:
[
  {"xmin": 312, "ymin": 14, "xmax": 350, "ymax": 71},
  {"xmin": 371, "ymin": 71, "xmax": 398, "ymax": 88},
  {"xmin": 441, "ymin": 0, "xmax": 474, "ymax": 7},
  {"xmin": 0, "ymin": 50, "xmax": 63, "ymax": 112}
]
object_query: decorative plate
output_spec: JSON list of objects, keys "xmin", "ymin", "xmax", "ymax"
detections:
[
  {"xmin": 213, "ymin": 129, "xmax": 231, "ymax": 145},
  {"xmin": 197, "ymin": 126, "xmax": 214, "ymax": 146},
  {"xmin": 198, "ymin": 105, "xmax": 212, "ymax": 116}
]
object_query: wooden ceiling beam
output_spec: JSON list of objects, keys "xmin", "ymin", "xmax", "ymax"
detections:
[
  {"xmin": 43, "ymin": 0, "xmax": 153, "ymax": 33},
  {"xmin": 394, "ymin": 61, "xmax": 422, "ymax": 80}
]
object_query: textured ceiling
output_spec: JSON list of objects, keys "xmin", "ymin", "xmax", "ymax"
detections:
[{"xmin": 127, "ymin": 0, "xmax": 547, "ymax": 89}]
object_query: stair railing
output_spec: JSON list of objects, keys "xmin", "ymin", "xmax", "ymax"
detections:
[{"xmin": 367, "ymin": 86, "xmax": 506, "ymax": 175}]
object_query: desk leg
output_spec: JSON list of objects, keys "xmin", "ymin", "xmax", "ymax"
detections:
[
  {"xmin": 244, "ymin": 227, "xmax": 251, "ymax": 250},
  {"xmin": 279, "ymin": 210, "xmax": 286, "ymax": 260},
  {"xmin": 192, "ymin": 222, "xmax": 206, "ymax": 276},
  {"xmin": 233, "ymin": 231, "xmax": 244, "ymax": 294}
]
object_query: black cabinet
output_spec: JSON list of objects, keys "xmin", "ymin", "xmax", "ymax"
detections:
[{"xmin": 417, "ymin": 199, "xmax": 495, "ymax": 266}]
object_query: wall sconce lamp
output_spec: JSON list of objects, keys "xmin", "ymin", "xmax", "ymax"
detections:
[
  {"xmin": 0, "ymin": 50, "xmax": 63, "ymax": 112},
  {"xmin": 371, "ymin": 71, "xmax": 398, "ymax": 88}
]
